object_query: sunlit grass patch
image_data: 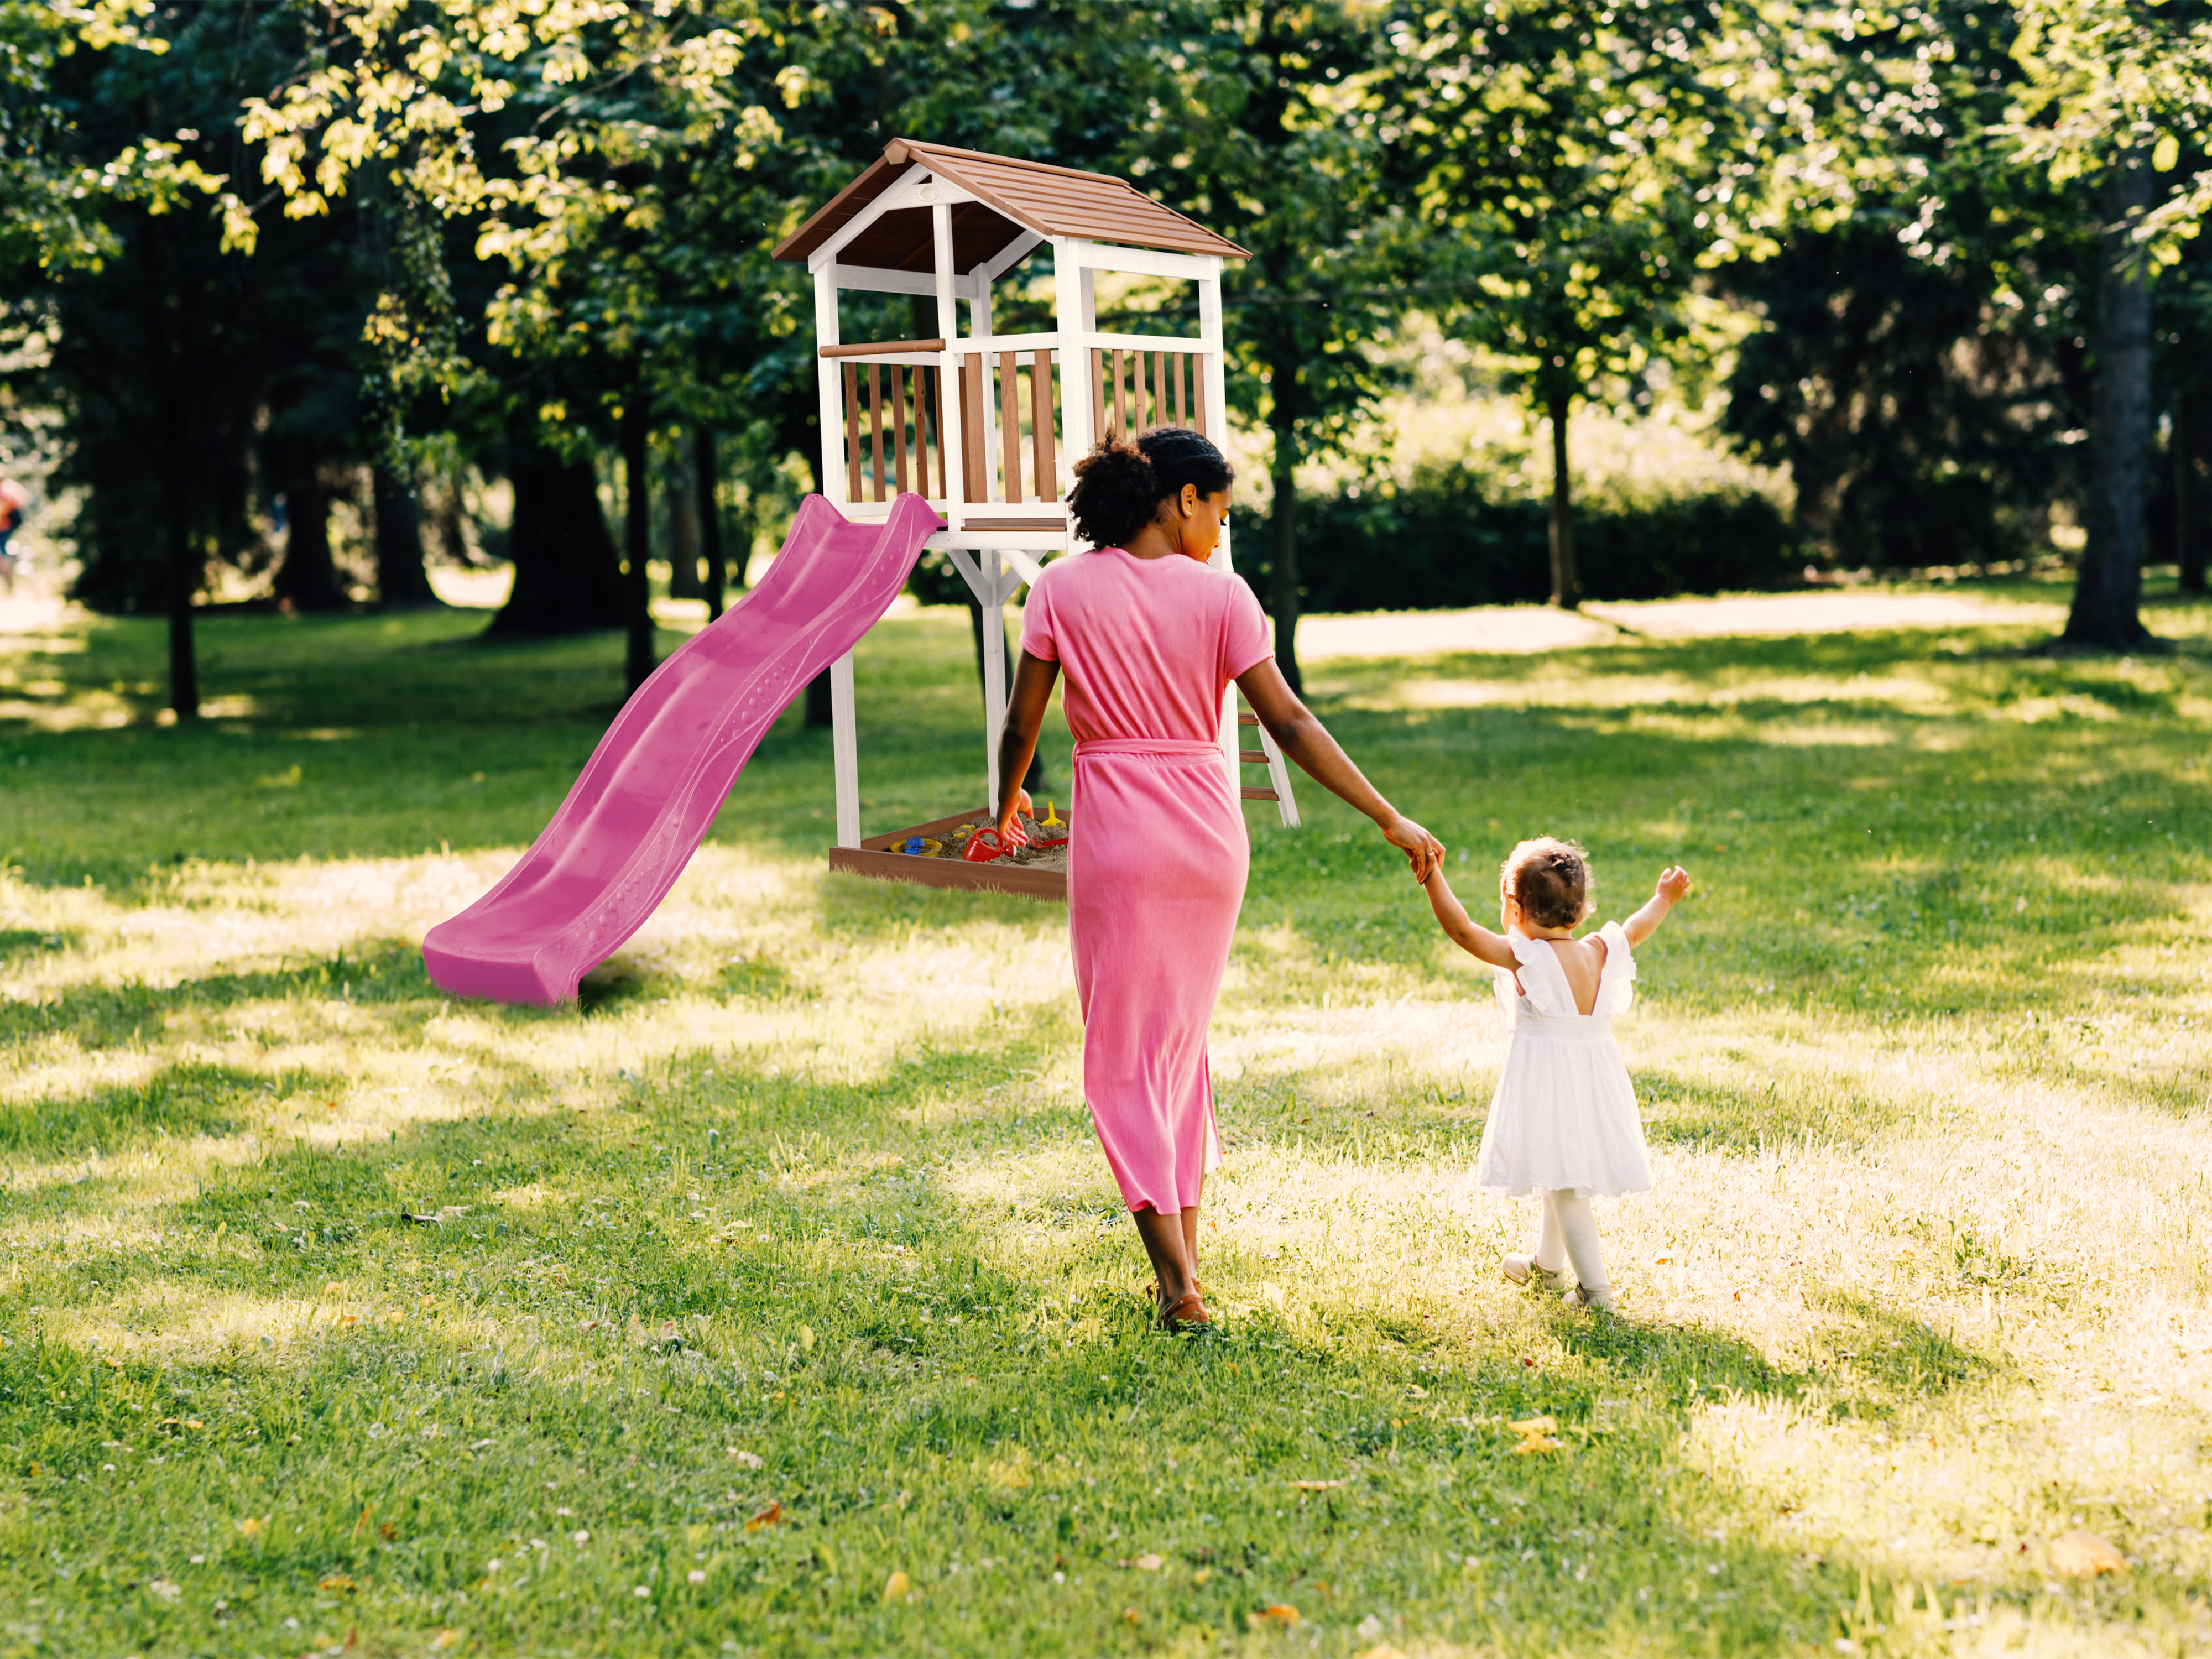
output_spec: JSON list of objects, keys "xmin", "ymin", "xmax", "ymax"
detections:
[{"xmin": 0, "ymin": 585, "xmax": 2208, "ymax": 1655}]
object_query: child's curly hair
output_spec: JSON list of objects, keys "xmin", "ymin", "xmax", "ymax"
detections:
[
  {"xmin": 1500, "ymin": 837, "xmax": 1593, "ymax": 931},
  {"xmin": 1066, "ymin": 427, "xmax": 1234, "ymax": 549}
]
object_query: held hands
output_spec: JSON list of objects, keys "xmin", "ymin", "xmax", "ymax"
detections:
[
  {"xmin": 1380, "ymin": 813, "xmax": 1445, "ymax": 883},
  {"xmin": 1655, "ymin": 865, "xmax": 1692, "ymax": 905}
]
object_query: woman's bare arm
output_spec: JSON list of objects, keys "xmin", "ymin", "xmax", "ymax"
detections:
[
  {"xmin": 1235, "ymin": 657, "xmax": 1443, "ymax": 880},
  {"xmin": 993, "ymin": 649, "xmax": 1061, "ymax": 836},
  {"xmin": 1421, "ymin": 867, "xmax": 1519, "ymax": 968}
]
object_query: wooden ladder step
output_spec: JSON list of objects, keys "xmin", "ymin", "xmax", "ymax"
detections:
[
  {"xmin": 1239, "ymin": 749, "xmax": 1268, "ymax": 764},
  {"xmin": 1240, "ymin": 786, "xmax": 1280, "ymax": 802},
  {"xmin": 1237, "ymin": 713, "xmax": 1259, "ymax": 726}
]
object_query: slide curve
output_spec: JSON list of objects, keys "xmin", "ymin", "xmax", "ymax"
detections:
[{"xmin": 423, "ymin": 492, "xmax": 941, "ymax": 1004}]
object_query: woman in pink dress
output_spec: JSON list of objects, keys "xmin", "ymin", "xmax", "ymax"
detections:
[{"xmin": 993, "ymin": 429, "xmax": 1443, "ymax": 1329}]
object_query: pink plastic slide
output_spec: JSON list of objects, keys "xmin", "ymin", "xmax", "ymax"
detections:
[{"xmin": 422, "ymin": 492, "xmax": 941, "ymax": 1004}]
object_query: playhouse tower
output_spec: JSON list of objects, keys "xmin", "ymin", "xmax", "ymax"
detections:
[{"xmin": 772, "ymin": 138, "xmax": 1298, "ymax": 870}]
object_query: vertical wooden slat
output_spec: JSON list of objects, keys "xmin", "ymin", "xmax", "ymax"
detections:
[
  {"xmin": 962, "ymin": 354, "xmax": 988, "ymax": 503},
  {"xmin": 1152, "ymin": 354, "xmax": 1167, "ymax": 433},
  {"xmin": 890, "ymin": 364, "xmax": 910, "ymax": 495},
  {"xmin": 999, "ymin": 351, "xmax": 1022, "ymax": 503},
  {"xmin": 1112, "ymin": 349, "xmax": 1128, "ymax": 438},
  {"xmin": 1031, "ymin": 349, "xmax": 1055, "ymax": 502},
  {"xmin": 867, "ymin": 364, "xmax": 887, "ymax": 503},
  {"xmin": 928, "ymin": 367, "xmax": 947, "ymax": 498},
  {"xmin": 1192, "ymin": 356, "xmax": 1209, "ymax": 439},
  {"xmin": 917, "ymin": 366, "xmax": 933, "ymax": 498},
  {"xmin": 1089, "ymin": 348, "xmax": 1106, "ymax": 446},
  {"xmin": 842, "ymin": 364, "xmax": 862, "ymax": 500},
  {"xmin": 1172, "ymin": 351, "xmax": 1186, "ymax": 426}
]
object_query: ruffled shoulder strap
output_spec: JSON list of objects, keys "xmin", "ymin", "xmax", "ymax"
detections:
[
  {"xmin": 1594, "ymin": 920, "xmax": 1637, "ymax": 1016},
  {"xmin": 1499, "ymin": 928, "xmax": 1575, "ymax": 1016}
]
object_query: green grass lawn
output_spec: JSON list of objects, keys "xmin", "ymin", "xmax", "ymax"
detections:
[{"xmin": 1, "ymin": 577, "xmax": 2209, "ymax": 1658}]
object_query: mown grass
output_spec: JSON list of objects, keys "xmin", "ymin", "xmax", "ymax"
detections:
[{"xmin": 1, "ymin": 576, "xmax": 2210, "ymax": 1658}]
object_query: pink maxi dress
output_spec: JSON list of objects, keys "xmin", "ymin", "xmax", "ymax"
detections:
[{"xmin": 1020, "ymin": 547, "xmax": 1273, "ymax": 1214}]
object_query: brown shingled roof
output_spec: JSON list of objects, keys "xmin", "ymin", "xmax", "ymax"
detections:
[{"xmin": 772, "ymin": 139, "xmax": 1249, "ymax": 269}]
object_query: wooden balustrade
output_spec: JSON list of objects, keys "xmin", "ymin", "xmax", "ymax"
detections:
[
  {"xmin": 840, "ymin": 360, "xmax": 946, "ymax": 505},
  {"xmin": 1089, "ymin": 347, "xmax": 1208, "ymax": 443}
]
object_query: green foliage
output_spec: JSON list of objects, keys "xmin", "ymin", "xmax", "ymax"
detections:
[{"xmin": 1283, "ymin": 461, "xmax": 1799, "ymax": 609}]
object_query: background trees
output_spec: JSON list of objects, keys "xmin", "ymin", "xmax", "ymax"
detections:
[{"xmin": 2, "ymin": 0, "xmax": 2208, "ymax": 678}]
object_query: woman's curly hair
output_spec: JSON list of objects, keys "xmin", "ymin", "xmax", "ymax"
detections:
[
  {"xmin": 1500, "ymin": 837, "xmax": 1594, "ymax": 931},
  {"xmin": 1066, "ymin": 426, "xmax": 1234, "ymax": 549}
]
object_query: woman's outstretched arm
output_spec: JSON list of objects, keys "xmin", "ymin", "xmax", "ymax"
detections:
[
  {"xmin": 1235, "ymin": 657, "xmax": 1444, "ymax": 881},
  {"xmin": 994, "ymin": 648, "xmax": 1061, "ymax": 837}
]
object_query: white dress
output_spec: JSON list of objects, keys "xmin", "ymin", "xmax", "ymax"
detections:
[{"xmin": 1474, "ymin": 922, "xmax": 1654, "ymax": 1198}]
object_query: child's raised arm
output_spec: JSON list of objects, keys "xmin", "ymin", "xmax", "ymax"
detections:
[
  {"xmin": 1622, "ymin": 865, "xmax": 1692, "ymax": 947},
  {"xmin": 1422, "ymin": 867, "xmax": 1519, "ymax": 969}
]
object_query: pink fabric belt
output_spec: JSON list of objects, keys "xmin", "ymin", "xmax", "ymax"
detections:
[{"xmin": 1073, "ymin": 739, "xmax": 1221, "ymax": 759}]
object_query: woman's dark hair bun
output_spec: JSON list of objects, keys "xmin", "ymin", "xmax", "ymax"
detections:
[{"xmin": 1067, "ymin": 426, "xmax": 1234, "ymax": 549}]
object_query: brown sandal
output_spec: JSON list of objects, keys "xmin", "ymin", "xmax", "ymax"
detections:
[{"xmin": 1159, "ymin": 1290, "xmax": 1212, "ymax": 1331}]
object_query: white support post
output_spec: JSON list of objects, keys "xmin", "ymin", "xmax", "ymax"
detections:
[
  {"xmin": 831, "ymin": 650, "xmax": 860, "ymax": 848},
  {"xmin": 1196, "ymin": 266, "xmax": 1243, "ymax": 804},
  {"xmin": 932, "ymin": 202, "xmax": 963, "ymax": 528},
  {"xmin": 814, "ymin": 265, "xmax": 844, "ymax": 508},
  {"xmin": 982, "ymin": 547, "xmax": 1006, "ymax": 810},
  {"xmin": 972, "ymin": 265, "xmax": 1000, "ymax": 503},
  {"xmin": 1053, "ymin": 241, "xmax": 1094, "ymax": 517}
]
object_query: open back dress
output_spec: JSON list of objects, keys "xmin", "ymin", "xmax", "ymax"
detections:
[{"xmin": 1474, "ymin": 924, "xmax": 1655, "ymax": 1198}]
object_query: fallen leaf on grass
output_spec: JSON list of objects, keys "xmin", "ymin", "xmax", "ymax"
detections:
[
  {"xmin": 746, "ymin": 1501, "xmax": 782, "ymax": 1530},
  {"xmin": 319, "ymin": 1575, "xmax": 356, "ymax": 1593},
  {"xmin": 1248, "ymin": 1604, "xmax": 1301, "ymax": 1627},
  {"xmin": 1118, "ymin": 1553, "xmax": 1163, "ymax": 1571},
  {"xmin": 726, "ymin": 1448, "xmax": 764, "ymax": 1469},
  {"xmin": 2049, "ymin": 1531, "xmax": 2126, "ymax": 1578},
  {"xmin": 1288, "ymin": 1480, "xmax": 1343, "ymax": 1491},
  {"xmin": 236, "ymin": 1516, "xmax": 267, "ymax": 1539},
  {"xmin": 881, "ymin": 1570, "xmax": 910, "ymax": 1603},
  {"xmin": 147, "ymin": 1579, "xmax": 181, "ymax": 1600},
  {"xmin": 428, "ymin": 1632, "xmax": 462, "ymax": 1651}
]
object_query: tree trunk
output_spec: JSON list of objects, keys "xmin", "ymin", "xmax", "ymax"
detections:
[
  {"xmin": 165, "ymin": 481, "xmax": 199, "ymax": 719},
  {"xmin": 2065, "ymin": 158, "xmax": 2155, "ymax": 648},
  {"xmin": 696, "ymin": 426, "xmax": 726, "ymax": 620},
  {"xmin": 1268, "ymin": 353, "xmax": 1303, "ymax": 694},
  {"xmin": 1547, "ymin": 385, "xmax": 1580, "ymax": 609},
  {"xmin": 623, "ymin": 392, "xmax": 656, "ymax": 694},
  {"xmin": 273, "ymin": 467, "xmax": 346, "ymax": 612},
  {"xmin": 488, "ymin": 424, "xmax": 624, "ymax": 637},
  {"xmin": 2180, "ymin": 389, "xmax": 2208, "ymax": 597},
  {"xmin": 666, "ymin": 437, "xmax": 702, "ymax": 599},
  {"xmin": 373, "ymin": 465, "xmax": 439, "ymax": 607}
]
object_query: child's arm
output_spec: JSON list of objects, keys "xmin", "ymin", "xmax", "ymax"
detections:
[
  {"xmin": 1422, "ymin": 867, "xmax": 1520, "ymax": 968},
  {"xmin": 1621, "ymin": 866, "xmax": 1692, "ymax": 947}
]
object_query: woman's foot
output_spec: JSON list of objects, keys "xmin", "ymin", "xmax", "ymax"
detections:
[
  {"xmin": 1158, "ymin": 1289, "xmax": 1212, "ymax": 1331},
  {"xmin": 1502, "ymin": 1252, "xmax": 1569, "ymax": 1289}
]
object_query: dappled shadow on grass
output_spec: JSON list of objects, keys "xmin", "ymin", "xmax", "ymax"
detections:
[
  {"xmin": 0, "ymin": 937, "xmax": 435, "ymax": 1052},
  {"xmin": 0, "ymin": 1058, "xmax": 342, "ymax": 1163},
  {"xmin": 1639, "ymin": 1067, "xmax": 1904, "ymax": 1156},
  {"xmin": 816, "ymin": 868, "xmax": 1069, "ymax": 941}
]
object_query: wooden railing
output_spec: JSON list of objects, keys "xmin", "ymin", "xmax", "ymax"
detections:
[
  {"xmin": 836, "ymin": 354, "xmax": 946, "ymax": 505},
  {"xmin": 826, "ymin": 336, "xmax": 1207, "ymax": 511},
  {"xmin": 959, "ymin": 349, "xmax": 1060, "ymax": 507},
  {"xmin": 1092, "ymin": 346, "xmax": 1209, "ymax": 442}
]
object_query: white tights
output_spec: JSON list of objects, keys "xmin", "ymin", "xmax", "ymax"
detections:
[{"xmin": 1532, "ymin": 1189, "xmax": 1610, "ymax": 1294}]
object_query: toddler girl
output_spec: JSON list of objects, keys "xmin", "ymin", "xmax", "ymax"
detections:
[{"xmin": 1421, "ymin": 838, "xmax": 1691, "ymax": 1311}]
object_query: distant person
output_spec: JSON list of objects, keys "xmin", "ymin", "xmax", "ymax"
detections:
[
  {"xmin": 1418, "ymin": 838, "xmax": 1691, "ymax": 1311},
  {"xmin": 990, "ymin": 427, "xmax": 1443, "ymax": 1331},
  {"xmin": 0, "ymin": 479, "xmax": 25, "ymax": 594}
]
